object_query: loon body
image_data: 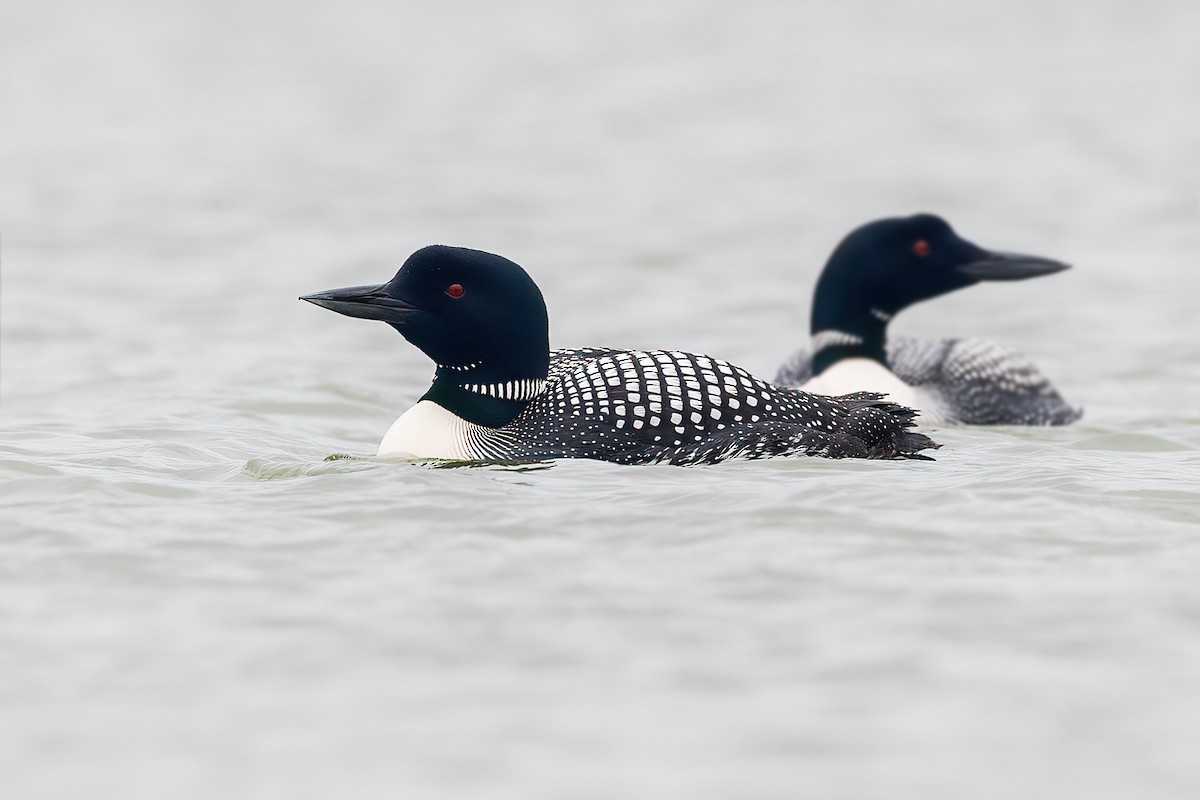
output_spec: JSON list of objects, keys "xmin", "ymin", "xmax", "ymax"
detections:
[
  {"xmin": 774, "ymin": 215, "xmax": 1082, "ymax": 426},
  {"xmin": 302, "ymin": 246, "xmax": 938, "ymax": 465}
]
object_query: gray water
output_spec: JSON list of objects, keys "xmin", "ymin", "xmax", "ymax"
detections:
[{"xmin": 2, "ymin": 1, "xmax": 1199, "ymax": 797}]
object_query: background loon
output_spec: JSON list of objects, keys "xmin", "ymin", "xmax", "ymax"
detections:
[
  {"xmin": 301, "ymin": 245, "xmax": 938, "ymax": 465},
  {"xmin": 773, "ymin": 215, "xmax": 1083, "ymax": 426}
]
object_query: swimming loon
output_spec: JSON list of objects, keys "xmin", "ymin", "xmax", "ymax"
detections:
[
  {"xmin": 773, "ymin": 215, "xmax": 1082, "ymax": 426},
  {"xmin": 301, "ymin": 245, "xmax": 938, "ymax": 465}
]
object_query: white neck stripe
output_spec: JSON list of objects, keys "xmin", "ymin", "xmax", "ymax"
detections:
[
  {"xmin": 439, "ymin": 361, "xmax": 483, "ymax": 373},
  {"xmin": 811, "ymin": 329, "xmax": 865, "ymax": 355},
  {"xmin": 462, "ymin": 379, "xmax": 547, "ymax": 401}
]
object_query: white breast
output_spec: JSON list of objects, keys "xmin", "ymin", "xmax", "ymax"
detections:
[
  {"xmin": 801, "ymin": 358, "xmax": 944, "ymax": 423},
  {"xmin": 377, "ymin": 400, "xmax": 478, "ymax": 459}
]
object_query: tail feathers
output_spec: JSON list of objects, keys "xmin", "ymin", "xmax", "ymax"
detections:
[
  {"xmin": 835, "ymin": 391, "xmax": 940, "ymax": 460},
  {"xmin": 881, "ymin": 428, "xmax": 940, "ymax": 461}
]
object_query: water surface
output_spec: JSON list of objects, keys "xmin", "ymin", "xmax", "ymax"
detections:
[{"xmin": 2, "ymin": 1, "xmax": 1199, "ymax": 798}]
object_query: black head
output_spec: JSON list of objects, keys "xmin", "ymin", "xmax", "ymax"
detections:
[
  {"xmin": 813, "ymin": 214, "xmax": 1070, "ymax": 329},
  {"xmin": 808, "ymin": 214, "xmax": 1070, "ymax": 373},
  {"xmin": 301, "ymin": 245, "xmax": 550, "ymax": 426}
]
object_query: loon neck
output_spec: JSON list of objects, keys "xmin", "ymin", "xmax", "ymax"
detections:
[
  {"xmin": 421, "ymin": 363, "xmax": 548, "ymax": 428},
  {"xmin": 810, "ymin": 315, "xmax": 890, "ymax": 375},
  {"xmin": 810, "ymin": 252, "xmax": 903, "ymax": 375}
]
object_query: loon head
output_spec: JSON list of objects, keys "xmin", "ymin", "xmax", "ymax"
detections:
[
  {"xmin": 301, "ymin": 245, "xmax": 550, "ymax": 427},
  {"xmin": 810, "ymin": 214, "xmax": 1069, "ymax": 374}
]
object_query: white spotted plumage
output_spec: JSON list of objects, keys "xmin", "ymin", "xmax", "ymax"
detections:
[{"xmin": 379, "ymin": 347, "xmax": 935, "ymax": 464}]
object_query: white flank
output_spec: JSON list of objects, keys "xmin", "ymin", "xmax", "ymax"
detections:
[
  {"xmin": 377, "ymin": 400, "xmax": 477, "ymax": 459},
  {"xmin": 802, "ymin": 358, "xmax": 945, "ymax": 423}
]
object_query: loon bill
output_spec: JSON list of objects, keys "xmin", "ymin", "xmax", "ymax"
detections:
[
  {"xmin": 301, "ymin": 245, "xmax": 939, "ymax": 465},
  {"xmin": 774, "ymin": 214, "xmax": 1082, "ymax": 426}
]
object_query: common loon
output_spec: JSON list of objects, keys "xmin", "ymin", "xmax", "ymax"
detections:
[
  {"xmin": 773, "ymin": 215, "xmax": 1082, "ymax": 426},
  {"xmin": 301, "ymin": 245, "xmax": 938, "ymax": 465}
]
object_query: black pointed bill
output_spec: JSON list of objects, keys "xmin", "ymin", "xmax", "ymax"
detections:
[
  {"xmin": 957, "ymin": 251, "xmax": 1071, "ymax": 282},
  {"xmin": 300, "ymin": 284, "xmax": 418, "ymax": 323}
]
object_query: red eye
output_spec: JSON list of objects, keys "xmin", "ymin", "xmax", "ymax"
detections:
[
  {"xmin": 446, "ymin": 283, "xmax": 465, "ymax": 299},
  {"xmin": 913, "ymin": 240, "xmax": 931, "ymax": 257}
]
